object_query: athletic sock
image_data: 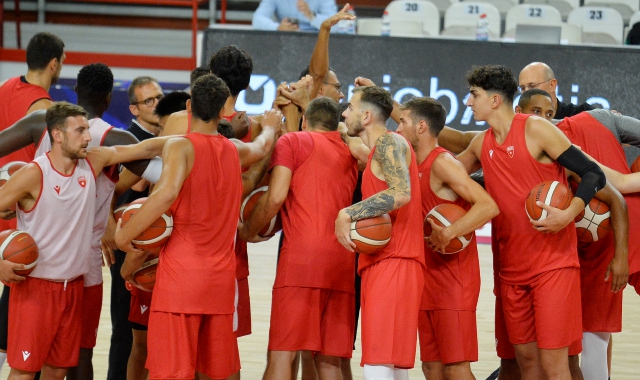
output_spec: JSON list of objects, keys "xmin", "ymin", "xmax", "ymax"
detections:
[{"xmin": 581, "ymin": 332, "xmax": 610, "ymax": 380}]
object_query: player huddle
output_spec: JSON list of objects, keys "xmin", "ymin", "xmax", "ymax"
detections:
[{"xmin": 0, "ymin": 8, "xmax": 639, "ymax": 380}]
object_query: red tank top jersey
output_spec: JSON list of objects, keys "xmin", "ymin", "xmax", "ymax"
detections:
[
  {"xmin": 558, "ymin": 113, "xmax": 640, "ymax": 279},
  {"xmin": 0, "ymin": 77, "xmax": 51, "ymax": 231},
  {"xmin": 358, "ymin": 133, "xmax": 426, "ymax": 273},
  {"xmin": 274, "ymin": 131, "xmax": 358, "ymax": 292},
  {"xmin": 418, "ymin": 147, "xmax": 480, "ymax": 311},
  {"xmin": 482, "ymin": 114, "xmax": 578, "ymax": 285},
  {"xmin": 222, "ymin": 112, "xmax": 252, "ymax": 279},
  {"xmin": 152, "ymin": 133, "xmax": 242, "ymax": 314}
]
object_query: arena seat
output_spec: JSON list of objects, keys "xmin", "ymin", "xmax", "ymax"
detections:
[
  {"xmin": 460, "ymin": 0, "xmax": 519, "ymax": 15},
  {"xmin": 357, "ymin": 18, "xmax": 383, "ymax": 36},
  {"xmin": 561, "ymin": 21, "xmax": 582, "ymax": 43},
  {"xmin": 503, "ymin": 4, "xmax": 563, "ymax": 37},
  {"xmin": 385, "ymin": 0, "xmax": 441, "ymax": 36},
  {"xmin": 568, "ymin": 6, "xmax": 624, "ymax": 44},
  {"xmin": 521, "ymin": 0, "xmax": 580, "ymax": 19},
  {"xmin": 442, "ymin": 2, "xmax": 502, "ymax": 38},
  {"xmin": 624, "ymin": 10, "xmax": 640, "ymax": 42},
  {"xmin": 583, "ymin": 0, "xmax": 638, "ymax": 23}
]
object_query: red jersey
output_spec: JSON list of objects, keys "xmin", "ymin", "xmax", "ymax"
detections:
[
  {"xmin": 152, "ymin": 133, "xmax": 242, "ymax": 314},
  {"xmin": 557, "ymin": 112, "xmax": 640, "ymax": 280},
  {"xmin": 418, "ymin": 147, "xmax": 480, "ymax": 311},
  {"xmin": 482, "ymin": 114, "xmax": 578, "ymax": 285},
  {"xmin": 358, "ymin": 133, "xmax": 426, "ymax": 273},
  {"xmin": 0, "ymin": 76, "xmax": 51, "ymax": 231},
  {"xmin": 272, "ymin": 131, "xmax": 358, "ymax": 292}
]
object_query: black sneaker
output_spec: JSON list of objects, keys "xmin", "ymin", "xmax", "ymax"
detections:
[{"xmin": 486, "ymin": 367, "xmax": 500, "ymax": 380}]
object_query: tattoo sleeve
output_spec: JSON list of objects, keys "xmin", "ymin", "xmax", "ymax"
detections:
[{"xmin": 344, "ymin": 133, "xmax": 411, "ymax": 221}]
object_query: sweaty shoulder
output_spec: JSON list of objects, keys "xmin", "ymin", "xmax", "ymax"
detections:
[
  {"xmin": 26, "ymin": 98, "xmax": 54, "ymax": 114},
  {"xmin": 161, "ymin": 111, "xmax": 189, "ymax": 137}
]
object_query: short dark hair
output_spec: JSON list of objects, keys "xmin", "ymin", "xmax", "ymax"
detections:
[
  {"xmin": 299, "ymin": 65, "xmax": 337, "ymax": 80},
  {"xmin": 76, "ymin": 63, "xmax": 114, "ymax": 107},
  {"xmin": 305, "ymin": 97, "xmax": 340, "ymax": 131},
  {"xmin": 46, "ymin": 102, "xmax": 87, "ymax": 142},
  {"xmin": 352, "ymin": 86, "xmax": 394, "ymax": 122},
  {"xmin": 154, "ymin": 91, "xmax": 190, "ymax": 118},
  {"xmin": 400, "ymin": 97, "xmax": 447, "ymax": 137},
  {"xmin": 518, "ymin": 88, "xmax": 552, "ymax": 109},
  {"xmin": 466, "ymin": 65, "xmax": 518, "ymax": 105},
  {"xmin": 190, "ymin": 74, "xmax": 230, "ymax": 123},
  {"xmin": 128, "ymin": 76, "xmax": 158, "ymax": 104},
  {"xmin": 208, "ymin": 45, "xmax": 253, "ymax": 97},
  {"xmin": 190, "ymin": 65, "xmax": 210, "ymax": 88},
  {"xmin": 338, "ymin": 102, "xmax": 349, "ymax": 123},
  {"xmin": 26, "ymin": 32, "xmax": 65, "ymax": 71},
  {"xmin": 217, "ymin": 119, "xmax": 235, "ymax": 139}
]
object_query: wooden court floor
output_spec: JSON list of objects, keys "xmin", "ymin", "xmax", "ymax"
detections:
[{"xmin": 1, "ymin": 238, "xmax": 639, "ymax": 379}]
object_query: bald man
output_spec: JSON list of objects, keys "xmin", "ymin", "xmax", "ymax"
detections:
[{"xmin": 518, "ymin": 62, "xmax": 595, "ymax": 119}]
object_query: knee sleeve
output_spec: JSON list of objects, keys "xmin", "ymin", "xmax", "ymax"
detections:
[
  {"xmin": 363, "ymin": 364, "xmax": 394, "ymax": 380},
  {"xmin": 581, "ymin": 332, "xmax": 610, "ymax": 380},
  {"xmin": 393, "ymin": 368, "xmax": 409, "ymax": 380}
]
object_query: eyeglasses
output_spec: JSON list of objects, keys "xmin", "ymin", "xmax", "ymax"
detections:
[
  {"xmin": 518, "ymin": 79, "xmax": 553, "ymax": 93},
  {"xmin": 133, "ymin": 94, "xmax": 164, "ymax": 107},
  {"xmin": 323, "ymin": 81, "xmax": 343, "ymax": 93}
]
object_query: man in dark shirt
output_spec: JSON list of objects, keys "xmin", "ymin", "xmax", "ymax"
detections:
[{"xmin": 518, "ymin": 62, "xmax": 595, "ymax": 119}]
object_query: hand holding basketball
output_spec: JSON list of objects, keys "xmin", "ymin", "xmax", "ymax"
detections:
[
  {"xmin": 0, "ymin": 260, "xmax": 26, "ymax": 283},
  {"xmin": 114, "ymin": 218, "xmax": 144, "ymax": 254},
  {"xmin": 530, "ymin": 201, "xmax": 578, "ymax": 233},
  {"xmin": 425, "ymin": 218, "xmax": 453, "ymax": 254},
  {"xmin": 335, "ymin": 209, "xmax": 356, "ymax": 252},
  {"xmin": 237, "ymin": 221, "xmax": 270, "ymax": 243}
]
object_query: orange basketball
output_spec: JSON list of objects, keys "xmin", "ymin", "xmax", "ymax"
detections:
[
  {"xmin": 575, "ymin": 198, "xmax": 611, "ymax": 242},
  {"xmin": 0, "ymin": 161, "xmax": 28, "ymax": 211},
  {"xmin": 424, "ymin": 203, "xmax": 474, "ymax": 254},
  {"xmin": 0, "ymin": 230, "xmax": 39, "ymax": 276},
  {"xmin": 525, "ymin": 181, "xmax": 572, "ymax": 221},
  {"xmin": 114, "ymin": 203, "xmax": 129, "ymax": 222},
  {"xmin": 350, "ymin": 214, "xmax": 392, "ymax": 255},
  {"xmin": 133, "ymin": 257, "xmax": 158, "ymax": 291},
  {"xmin": 631, "ymin": 155, "xmax": 640, "ymax": 173},
  {"xmin": 121, "ymin": 198, "xmax": 173, "ymax": 249},
  {"xmin": 240, "ymin": 186, "xmax": 282, "ymax": 238}
]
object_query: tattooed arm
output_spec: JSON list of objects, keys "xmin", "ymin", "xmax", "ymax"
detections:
[{"xmin": 335, "ymin": 133, "xmax": 412, "ymax": 251}]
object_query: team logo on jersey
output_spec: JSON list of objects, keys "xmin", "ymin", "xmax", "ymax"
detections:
[
  {"xmin": 507, "ymin": 146, "xmax": 515, "ymax": 158},
  {"xmin": 78, "ymin": 176, "xmax": 86, "ymax": 188},
  {"xmin": 53, "ymin": 185, "xmax": 61, "ymax": 195},
  {"xmin": 489, "ymin": 150, "xmax": 494, "ymax": 158},
  {"xmin": 22, "ymin": 350, "xmax": 30, "ymax": 361},
  {"xmin": 140, "ymin": 305, "xmax": 148, "ymax": 314}
]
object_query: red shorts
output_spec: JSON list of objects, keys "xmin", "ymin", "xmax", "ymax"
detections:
[
  {"xmin": 129, "ymin": 287, "xmax": 153, "ymax": 328},
  {"xmin": 147, "ymin": 311, "xmax": 240, "ymax": 380},
  {"xmin": 418, "ymin": 309, "xmax": 478, "ymax": 364},
  {"xmin": 235, "ymin": 277, "xmax": 251, "ymax": 338},
  {"xmin": 269, "ymin": 286, "xmax": 354, "ymax": 357},
  {"xmin": 501, "ymin": 268, "xmax": 582, "ymax": 349},
  {"xmin": 360, "ymin": 258, "xmax": 424, "ymax": 368},
  {"xmin": 629, "ymin": 272, "xmax": 640, "ymax": 296},
  {"xmin": 8, "ymin": 277, "xmax": 83, "ymax": 371},
  {"xmin": 581, "ymin": 282, "xmax": 622, "ymax": 333},
  {"xmin": 81, "ymin": 283, "xmax": 103, "ymax": 349},
  {"xmin": 494, "ymin": 297, "xmax": 516, "ymax": 360}
]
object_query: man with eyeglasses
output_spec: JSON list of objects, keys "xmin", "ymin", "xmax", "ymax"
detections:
[
  {"xmin": 519, "ymin": 62, "xmax": 595, "ymax": 120},
  {"xmin": 127, "ymin": 76, "xmax": 164, "ymax": 138}
]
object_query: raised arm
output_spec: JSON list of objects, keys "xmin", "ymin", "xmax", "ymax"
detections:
[
  {"xmin": 0, "ymin": 110, "xmax": 47, "ymax": 157},
  {"xmin": 307, "ymin": 0, "xmax": 339, "ymax": 30}
]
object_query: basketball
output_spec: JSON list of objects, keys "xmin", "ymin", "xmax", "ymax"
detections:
[
  {"xmin": 424, "ymin": 203, "xmax": 474, "ymax": 254},
  {"xmin": 121, "ymin": 198, "xmax": 173, "ymax": 249},
  {"xmin": 0, "ymin": 161, "xmax": 28, "ymax": 211},
  {"xmin": 631, "ymin": 155, "xmax": 640, "ymax": 173},
  {"xmin": 114, "ymin": 203, "xmax": 129, "ymax": 222},
  {"xmin": 133, "ymin": 257, "xmax": 159, "ymax": 291},
  {"xmin": 0, "ymin": 229, "xmax": 39, "ymax": 276},
  {"xmin": 525, "ymin": 181, "xmax": 573, "ymax": 221},
  {"xmin": 240, "ymin": 186, "xmax": 282, "ymax": 238},
  {"xmin": 575, "ymin": 198, "xmax": 611, "ymax": 242},
  {"xmin": 349, "ymin": 214, "xmax": 392, "ymax": 255}
]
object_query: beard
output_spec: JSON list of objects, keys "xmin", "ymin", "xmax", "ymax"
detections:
[
  {"xmin": 61, "ymin": 136, "xmax": 87, "ymax": 159},
  {"xmin": 346, "ymin": 119, "xmax": 364, "ymax": 137}
]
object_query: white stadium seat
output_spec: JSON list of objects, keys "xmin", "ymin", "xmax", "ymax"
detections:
[
  {"xmin": 460, "ymin": 0, "xmax": 519, "ymax": 15},
  {"xmin": 442, "ymin": 2, "xmax": 502, "ymax": 38},
  {"xmin": 357, "ymin": 18, "xmax": 382, "ymax": 36},
  {"xmin": 503, "ymin": 4, "xmax": 563, "ymax": 37},
  {"xmin": 561, "ymin": 22, "xmax": 582, "ymax": 43},
  {"xmin": 568, "ymin": 6, "xmax": 624, "ymax": 44},
  {"xmin": 521, "ymin": 0, "xmax": 580, "ymax": 19},
  {"xmin": 385, "ymin": 0, "xmax": 441, "ymax": 36},
  {"xmin": 583, "ymin": 0, "xmax": 638, "ymax": 23},
  {"xmin": 624, "ymin": 10, "xmax": 640, "ymax": 41}
]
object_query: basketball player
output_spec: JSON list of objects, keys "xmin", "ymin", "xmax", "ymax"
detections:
[
  {"xmin": 395, "ymin": 97, "xmax": 499, "ymax": 380},
  {"xmin": 155, "ymin": 91, "xmax": 191, "ymax": 130},
  {"xmin": 115, "ymin": 74, "xmax": 281, "ymax": 380},
  {"xmin": 514, "ymin": 90, "xmax": 634, "ymax": 380},
  {"xmin": 454, "ymin": 65, "xmax": 614, "ymax": 380},
  {"xmin": 238, "ymin": 97, "xmax": 358, "ymax": 380},
  {"xmin": 335, "ymin": 86, "xmax": 425, "ymax": 380},
  {"xmin": 0, "ymin": 101, "xmax": 173, "ymax": 380}
]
